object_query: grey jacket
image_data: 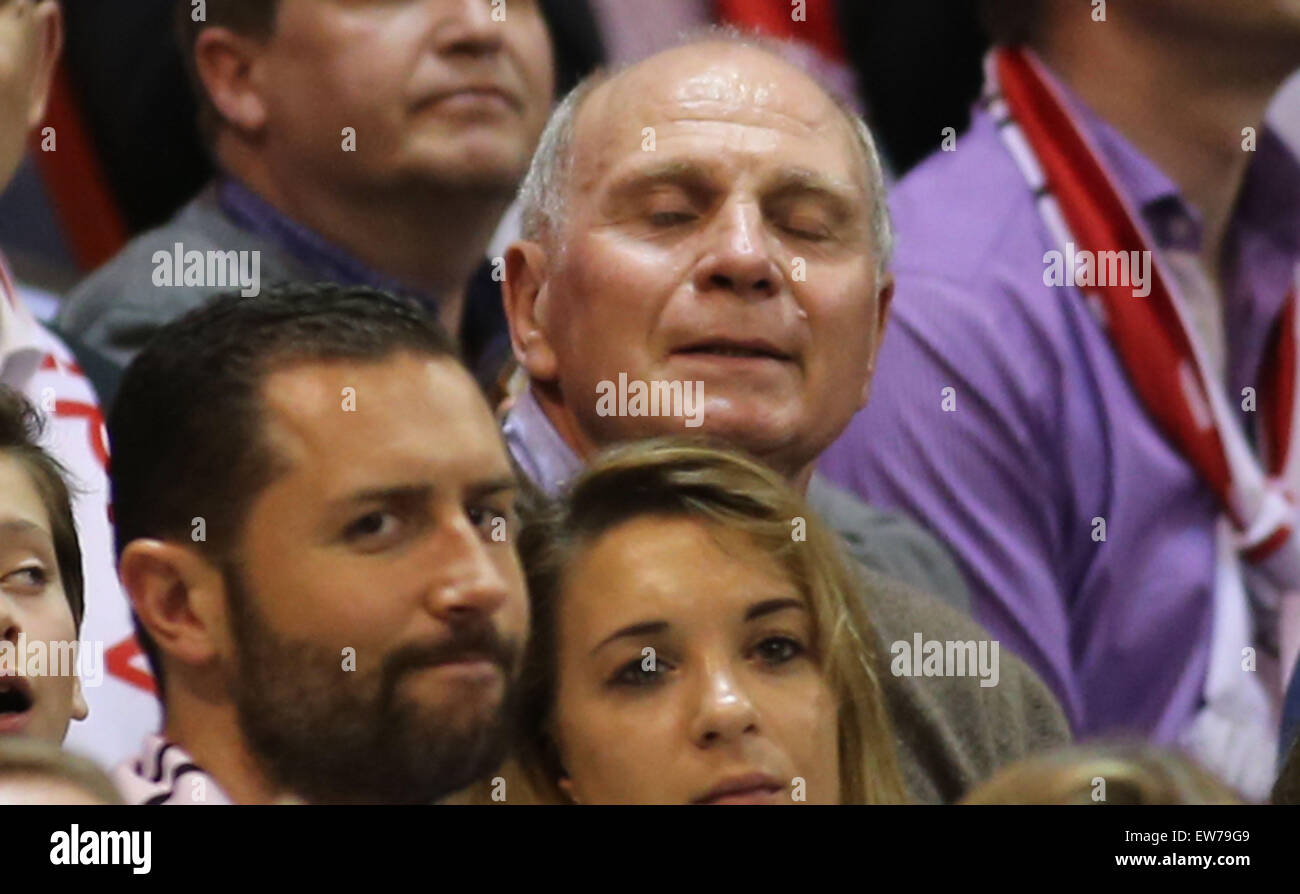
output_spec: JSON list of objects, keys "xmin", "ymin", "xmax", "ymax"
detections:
[
  {"xmin": 57, "ymin": 188, "xmax": 316, "ymax": 367},
  {"xmin": 808, "ymin": 474, "xmax": 970, "ymax": 614},
  {"xmin": 808, "ymin": 478, "xmax": 1070, "ymax": 801},
  {"xmin": 859, "ymin": 567, "xmax": 1070, "ymax": 802}
]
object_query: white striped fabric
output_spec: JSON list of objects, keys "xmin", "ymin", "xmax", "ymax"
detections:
[{"xmin": 114, "ymin": 736, "xmax": 230, "ymax": 806}]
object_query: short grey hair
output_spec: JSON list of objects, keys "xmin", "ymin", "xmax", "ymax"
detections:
[
  {"xmin": 518, "ymin": 74, "xmax": 608, "ymax": 250},
  {"xmin": 517, "ymin": 33, "xmax": 894, "ymax": 275}
]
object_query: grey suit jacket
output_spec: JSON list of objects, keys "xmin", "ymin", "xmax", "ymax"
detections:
[
  {"xmin": 807, "ymin": 476, "xmax": 1068, "ymax": 801},
  {"xmin": 57, "ymin": 187, "xmax": 315, "ymax": 367},
  {"xmin": 808, "ymin": 473, "xmax": 970, "ymax": 614}
]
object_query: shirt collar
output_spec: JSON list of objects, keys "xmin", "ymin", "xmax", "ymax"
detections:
[
  {"xmin": 1033, "ymin": 64, "xmax": 1193, "ymax": 247},
  {"xmin": 216, "ymin": 175, "xmax": 438, "ymax": 308},
  {"xmin": 502, "ymin": 389, "xmax": 835, "ymax": 502},
  {"xmin": 1031, "ymin": 62, "xmax": 1300, "ymax": 258},
  {"xmin": 0, "ymin": 253, "xmax": 45, "ymax": 386},
  {"xmin": 1238, "ymin": 127, "xmax": 1300, "ymax": 257},
  {"xmin": 116, "ymin": 734, "xmax": 232, "ymax": 806},
  {"xmin": 502, "ymin": 388, "xmax": 584, "ymax": 497}
]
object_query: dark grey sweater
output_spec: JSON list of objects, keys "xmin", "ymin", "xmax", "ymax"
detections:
[
  {"xmin": 806, "ymin": 476, "xmax": 1071, "ymax": 802},
  {"xmin": 57, "ymin": 187, "xmax": 315, "ymax": 367}
]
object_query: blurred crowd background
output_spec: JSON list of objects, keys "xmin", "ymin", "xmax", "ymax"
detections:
[{"xmin": 6, "ymin": 0, "xmax": 1291, "ymax": 312}]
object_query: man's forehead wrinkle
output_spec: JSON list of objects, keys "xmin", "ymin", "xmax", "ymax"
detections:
[
  {"xmin": 600, "ymin": 114, "xmax": 866, "ymax": 199},
  {"xmin": 673, "ymin": 67, "xmax": 781, "ymax": 109},
  {"xmin": 662, "ymin": 107, "xmax": 826, "ymax": 141},
  {"xmin": 609, "ymin": 74, "xmax": 848, "ymax": 160},
  {"xmin": 572, "ymin": 44, "xmax": 871, "ymax": 216},
  {"xmin": 644, "ymin": 69, "xmax": 832, "ymax": 135}
]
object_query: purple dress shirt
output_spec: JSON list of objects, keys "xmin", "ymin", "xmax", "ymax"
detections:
[
  {"xmin": 819, "ymin": 76, "xmax": 1300, "ymax": 742},
  {"xmin": 216, "ymin": 176, "xmax": 510, "ymax": 389},
  {"xmin": 217, "ymin": 177, "xmax": 431, "ymax": 304}
]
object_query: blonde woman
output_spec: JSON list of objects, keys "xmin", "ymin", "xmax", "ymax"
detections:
[
  {"xmin": 498, "ymin": 439, "xmax": 906, "ymax": 804},
  {"xmin": 960, "ymin": 743, "xmax": 1243, "ymax": 805}
]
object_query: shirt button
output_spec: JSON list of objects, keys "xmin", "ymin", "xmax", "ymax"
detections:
[{"xmin": 1167, "ymin": 216, "xmax": 1197, "ymax": 247}]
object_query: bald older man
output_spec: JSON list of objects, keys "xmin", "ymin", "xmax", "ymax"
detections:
[{"xmin": 498, "ymin": 34, "xmax": 1071, "ymax": 803}]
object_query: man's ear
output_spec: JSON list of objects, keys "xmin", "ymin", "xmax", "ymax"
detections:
[
  {"xmin": 503, "ymin": 241, "xmax": 560, "ymax": 383},
  {"xmin": 24, "ymin": 0, "xmax": 63, "ymax": 129},
  {"xmin": 118, "ymin": 540, "xmax": 232, "ymax": 674},
  {"xmin": 860, "ymin": 273, "xmax": 895, "ymax": 408},
  {"xmin": 193, "ymin": 27, "xmax": 272, "ymax": 133}
]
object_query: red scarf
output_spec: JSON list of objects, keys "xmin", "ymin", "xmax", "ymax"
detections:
[{"xmin": 991, "ymin": 47, "xmax": 1300, "ymax": 568}]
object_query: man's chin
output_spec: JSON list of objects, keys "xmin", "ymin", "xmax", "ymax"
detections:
[
  {"xmin": 405, "ymin": 691, "xmax": 508, "ymax": 738},
  {"xmin": 398, "ymin": 140, "xmax": 531, "ymax": 191},
  {"xmin": 397, "ymin": 667, "xmax": 517, "ymax": 745},
  {"xmin": 690, "ymin": 403, "xmax": 802, "ymax": 447}
]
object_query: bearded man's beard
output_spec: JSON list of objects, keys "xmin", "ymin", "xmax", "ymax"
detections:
[{"xmin": 224, "ymin": 564, "xmax": 520, "ymax": 804}]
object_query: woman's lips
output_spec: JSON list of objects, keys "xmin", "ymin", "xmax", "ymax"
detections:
[
  {"xmin": 698, "ymin": 786, "xmax": 786, "ymax": 805},
  {"xmin": 693, "ymin": 773, "xmax": 787, "ymax": 805}
]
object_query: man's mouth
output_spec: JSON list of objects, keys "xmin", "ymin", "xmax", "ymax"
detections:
[
  {"xmin": 674, "ymin": 338, "xmax": 795, "ymax": 362},
  {"xmin": 416, "ymin": 85, "xmax": 521, "ymax": 114},
  {"xmin": 424, "ymin": 652, "xmax": 502, "ymax": 673}
]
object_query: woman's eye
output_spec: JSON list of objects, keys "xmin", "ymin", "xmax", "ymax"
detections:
[
  {"xmin": 754, "ymin": 636, "xmax": 805, "ymax": 665},
  {"xmin": 611, "ymin": 658, "xmax": 668, "ymax": 687}
]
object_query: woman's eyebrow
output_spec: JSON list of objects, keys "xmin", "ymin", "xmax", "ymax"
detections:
[
  {"xmin": 744, "ymin": 597, "xmax": 806, "ymax": 622},
  {"xmin": 590, "ymin": 620, "xmax": 669, "ymax": 656}
]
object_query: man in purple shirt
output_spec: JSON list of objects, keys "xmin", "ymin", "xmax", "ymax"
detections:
[{"xmin": 820, "ymin": 0, "xmax": 1300, "ymax": 798}]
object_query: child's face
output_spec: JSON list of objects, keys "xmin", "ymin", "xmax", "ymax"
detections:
[{"xmin": 0, "ymin": 453, "xmax": 86, "ymax": 744}]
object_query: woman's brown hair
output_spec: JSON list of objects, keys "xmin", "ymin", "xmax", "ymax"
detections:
[
  {"xmin": 501, "ymin": 438, "xmax": 907, "ymax": 804},
  {"xmin": 961, "ymin": 742, "xmax": 1243, "ymax": 805},
  {"xmin": 0, "ymin": 737, "xmax": 123, "ymax": 804}
]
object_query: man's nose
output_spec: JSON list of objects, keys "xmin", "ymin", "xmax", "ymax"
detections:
[
  {"xmin": 430, "ymin": 0, "xmax": 507, "ymax": 56},
  {"xmin": 689, "ymin": 661, "xmax": 761, "ymax": 747},
  {"xmin": 693, "ymin": 202, "xmax": 782, "ymax": 301},
  {"xmin": 423, "ymin": 515, "xmax": 513, "ymax": 621}
]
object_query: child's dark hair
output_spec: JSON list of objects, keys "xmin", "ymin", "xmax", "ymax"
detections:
[{"xmin": 0, "ymin": 386, "xmax": 84, "ymax": 628}]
